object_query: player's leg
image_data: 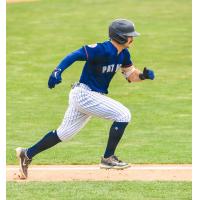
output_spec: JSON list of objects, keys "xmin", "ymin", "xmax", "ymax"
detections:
[
  {"xmin": 73, "ymin": 87, "xmax": 131, "ymax": 123},
  {"xmin": 90, "ymin": 94, "xmax": 131, "ymax": 169},
  {"xmin": 16, "ymin": 129, "xmax": 61, "ymax": 179},
  {"xmin": 73, "ymin": 87, "xmax": 131, "ymax": 169},
  {"xmin": 16, "ymin": 104, "xmax": 91, "ymax": 179},
  {"xmin": 56, "ymin": 106, "xmax": 91, "ymax": 142}
]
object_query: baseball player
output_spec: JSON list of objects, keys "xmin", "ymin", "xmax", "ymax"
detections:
[{"xmin": 16, "ymin": 19, "xmax": 155, "ymax": 179}]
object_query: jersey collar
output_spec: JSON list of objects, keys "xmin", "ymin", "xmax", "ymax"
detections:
[{"xmin": 108, "ymin": 40, "xmax": 124, "ymax": 55}]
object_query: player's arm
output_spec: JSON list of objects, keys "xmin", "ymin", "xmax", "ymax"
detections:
[
  {"xmin": 48, "ymin": 47, "xmax": 87, "ymax": 89},
  {"xmin": 121, "ymin": 65, "xmax": 155, "ymax": 82}
]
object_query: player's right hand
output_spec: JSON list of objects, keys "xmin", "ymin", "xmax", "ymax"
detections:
[{"xmin": 48, "ymin": 68, "xmax": 62, "ymax": 89}]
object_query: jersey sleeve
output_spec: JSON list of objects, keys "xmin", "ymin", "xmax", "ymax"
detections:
[
  {"xmin": 57, "ymin": 47, "xmax": 87, "ymax": 72},
  {"xmin": 122, "ymin": 49, "xmax": 133, "ymax": 68},
  {"xmin": 83, "ymin": 43, "xmax": 101, "ymax": 62}
]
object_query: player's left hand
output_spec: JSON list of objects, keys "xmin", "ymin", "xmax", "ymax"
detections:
[
  {"xmin": 48, "ymin": 68, "xmax": 62, "ymax": 89},
  {"xmin": 142, "ymin": 67, "xmax": 155, "ymax": 80}
]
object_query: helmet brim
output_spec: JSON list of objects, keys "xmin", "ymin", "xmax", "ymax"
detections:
[{"xmin": 125, "ymin": 31, "xmax": 140, "ymax": 37}]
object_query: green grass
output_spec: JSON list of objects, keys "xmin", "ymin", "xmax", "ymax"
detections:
[
  {"xmin": 6, "ymin": 0, "xmax": 191, "ymax": 164},
  {"xmin": 7, "ymin": 181, "xmax": 192, "ymax": 200}
]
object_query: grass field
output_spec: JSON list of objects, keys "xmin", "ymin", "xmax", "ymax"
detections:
[
  {"xmin": 7, "ymin": 181, "xmax": 192, "ymax": 200},
  {"xmin": 6, "ymin": 0, "xmax": 191, "ymax": 166}
]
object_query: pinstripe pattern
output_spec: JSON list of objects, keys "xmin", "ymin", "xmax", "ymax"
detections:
[
  {"xmin": 57, "ymin": 83, "xmax": 131, "ymax": 141},
  {"xmin": 57, "ymin": 106, "xmax": 91, "ymax": 141}
]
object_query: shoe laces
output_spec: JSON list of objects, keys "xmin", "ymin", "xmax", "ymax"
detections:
[{"xmin": 111, "ymin": 155, "xmax": 122, "ymax": 163}]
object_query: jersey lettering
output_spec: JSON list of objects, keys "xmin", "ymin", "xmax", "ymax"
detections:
[
  {"xmin": 102, "ymin": 64, "xmax": 115, "ymax": 73},
  {"xmin": 115, "ymin": 64, "xmax": 122, "ymax": 72}
]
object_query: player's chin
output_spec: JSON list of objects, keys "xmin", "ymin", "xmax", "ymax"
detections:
[
  {"xmin": 124, "ymin": 41, "xmax": 133, "ymax": 48},
  {"xmin": 125, "ymin": 44, "xmax": 133, "ymax": 48}
]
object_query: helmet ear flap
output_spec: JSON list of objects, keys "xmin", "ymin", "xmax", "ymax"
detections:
[{"xmin": 109, "ymin": 28, "xmax": 128, "ymax": 44}]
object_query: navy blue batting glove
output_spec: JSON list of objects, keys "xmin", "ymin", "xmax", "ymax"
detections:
[
  {"xmin": 48, "ymin": 68, "xmax": 62, "ymax": 89},
  {"xmin": 139, "ymin": 67, "xmax": 155, "ymax": 80}
]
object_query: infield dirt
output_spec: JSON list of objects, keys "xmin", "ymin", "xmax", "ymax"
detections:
[{"xmin": 7, "ymin": 164, "xmax": 192, "ymax": 182}]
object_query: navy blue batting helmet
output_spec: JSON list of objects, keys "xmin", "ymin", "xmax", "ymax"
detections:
[{"xmin": 109, "ymin": 19, "xmax": 140, "ymax": 44}]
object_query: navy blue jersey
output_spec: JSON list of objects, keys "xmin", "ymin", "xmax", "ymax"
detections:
[
  {"xmin": 80, "ymin": 41, "xmax": 132, "ymax": 94},
  {"xmin": 57, "ymin": 41, "xmax": 133, "ymax": 94}
]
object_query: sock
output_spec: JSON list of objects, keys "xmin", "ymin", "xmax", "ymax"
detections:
[
  {"xmin": 26, "ymin": 130, "xmax": 61, "ymax": 159},
  {"xmin": 104, "ymin": 121, "xmax": 128, "ymax": 158}
]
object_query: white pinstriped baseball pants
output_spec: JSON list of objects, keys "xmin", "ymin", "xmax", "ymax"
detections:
[{"xmin": 57, "ymin": 83, "xmax": 131, "ymax": 141}]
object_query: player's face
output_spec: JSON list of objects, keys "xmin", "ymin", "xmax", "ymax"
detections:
[{"xmin": 124, "ymin": 36, "xmax": 133, "ymax": 48}]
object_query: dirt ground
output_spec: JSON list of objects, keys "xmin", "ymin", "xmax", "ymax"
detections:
[
  {"xmin": 7, "ymin": 164, "xmax": 192, "ymax": 182},
  {"xmin": 6, "ymin": 0, "xmax": 37, "ymax": 3}
]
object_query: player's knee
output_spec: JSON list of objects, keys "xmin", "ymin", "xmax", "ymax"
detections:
[
  {"xmin": 56, "ymin": 128, "xmax": 71, "ymax": 142},
  {"xmin": 56, "ymin": 129, "xmax": 64, "ymax": 141},
  {"xmin": 117, "ymin": 108, "xmax": 131, "ymax": 122},
  {"xmin": 124, "ymin": 109, "xmax": 132, "ymax": 122}
]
